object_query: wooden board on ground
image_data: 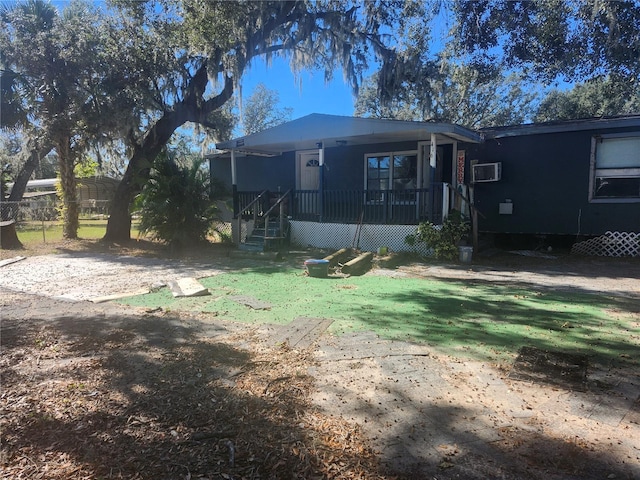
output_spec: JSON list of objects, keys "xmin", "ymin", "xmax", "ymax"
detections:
[
  {"xmin": 229, "ymin": 295, "xmax": 271, "ymax": 310},
  {"xmin": 271, "ymin": 317, "xmax": 334, "ymax": 349},
  {"xmin": 89, "ymin": 288, "xmax": 151, "ymax": 303},
  {"xmin": 167, "ymin": 278, "xmax": 210, "ymax": 297},
  {"xmin": 0, "ymin": 256, "xmax": 26, "ymax": 268}
]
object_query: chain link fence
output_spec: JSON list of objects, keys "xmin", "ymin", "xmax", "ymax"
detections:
[
  {"xmin": 1, "ymin": 199, "xmax": 234, "ymax": 245},
  {"xmin": 1, "ymin": 199, "xmax": 58, "ymax": 223},
  {"xmin": 1, "ymin": 198, "xmax": 113, "ymax": 222}
]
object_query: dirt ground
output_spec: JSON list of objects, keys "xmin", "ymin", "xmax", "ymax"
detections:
[{"xmin": 1, "ymin": 240, "xmax": 639, "ymax": 479}]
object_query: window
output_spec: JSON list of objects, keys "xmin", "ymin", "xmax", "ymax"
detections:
[
  {"xmin": 392, "ymin": 154, "xmax": 418, "ymax": 190},
  {"xmin": 392, "ymin": 154, "xmax": 417, "ymax": 201},
  {"xmin": 366, "ymin": 155, "xmax": 389, "ymax": 202},
  {"xmin": 591, "ymin": 135, "xmax": 640, "ymax": 200},
  {"xmin": 365, "ymin": 151, "xmax": 417, "ymax": 202}
]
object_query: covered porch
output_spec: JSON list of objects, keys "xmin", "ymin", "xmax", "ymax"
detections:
[{"xmin": 210, "ymin": 114, "xmax": 481, "ymax": 250}]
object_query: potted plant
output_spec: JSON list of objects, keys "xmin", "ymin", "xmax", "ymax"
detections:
[{"xmin": 406, "ymin": 210, "xmax": 471, "ymax": 261}]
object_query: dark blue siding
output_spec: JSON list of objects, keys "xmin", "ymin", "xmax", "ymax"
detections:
[
  {"xmin": 210, "ymin": 152, "xmax": 296, "ymax": 192},
  {"xmin": 465, "ymin": 127, "xmax": 640, "ymax": 236}
]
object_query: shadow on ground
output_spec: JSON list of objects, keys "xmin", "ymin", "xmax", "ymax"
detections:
[{"xmin": 0, "ymin": 301, "xmax": 382, "ymax": 479}]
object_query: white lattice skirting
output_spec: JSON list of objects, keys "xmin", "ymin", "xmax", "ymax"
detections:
[
  {"xmin": 571, "ymin": 231, "xmax": 640, "ymax": 257},
  {"xmin": 289, "ymin": 220, "xmax": 428, "ymax": 255}
]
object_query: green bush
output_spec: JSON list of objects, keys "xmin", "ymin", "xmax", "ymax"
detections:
[
  {"xmin": 406, "ymin": 210, "xmax": 470, "ymax": 260},
  {"xmin": 133, "ymin": 154, "xmax": 220, "ymax": 251}
]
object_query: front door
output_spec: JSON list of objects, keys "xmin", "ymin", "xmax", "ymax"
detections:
[
  {"xmin": 298, "ymin": 151, "xmax": 320, "ymax": 190},
  {"xmin": 297, "ymin": 151, "xmax": 320, "ymax": 216}
]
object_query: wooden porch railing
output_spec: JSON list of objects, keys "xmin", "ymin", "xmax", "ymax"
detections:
[
  {"xmin": 262, "ymin": 189, "xmax": 292, "ymax": 242},
  {"xmin": 235, "ymin": 184, "xmax": 449, "ymax": 225}
]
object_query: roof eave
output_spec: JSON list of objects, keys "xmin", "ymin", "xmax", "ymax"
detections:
[
  {"xmin": 215, "ymin": 114, "xmax": 483, "ymax": 151},
  {"xmin": 483, "ymin": 115, "xmax": 640, "ymax": 139}
]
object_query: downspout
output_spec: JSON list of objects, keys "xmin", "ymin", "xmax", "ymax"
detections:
[{"xmin": 317, "ymin": 142, "xmax": 324, "ymax": 222}]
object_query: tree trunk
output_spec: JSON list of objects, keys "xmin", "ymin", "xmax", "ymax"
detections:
[
  {"xmin": 57, "ymin": 137, "xmax": 79, "ymax": 239},
  {"xmin": 1, "ymin": 221, "xmax": 22, "ymax": 249},
  {"xmin": 104, "ymin": 111, "xmax": 183, "ymax": 242},
  {"xmin": 103, "ymin": 70, "xmax": 233, "ymax": 243},
  {"xmin": 1, "ymin": 141, "xmax": 52, "ymax": 250},
  {"xmin": 7, "ymin": 142, "xmax": 53, "ymax": 203}
]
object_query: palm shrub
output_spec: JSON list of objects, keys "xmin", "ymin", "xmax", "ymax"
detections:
[
  {"xmin": 406, "ymin": 210, "xmax": 470, "ymax": 260},
  {"xmin": 134, "ymin": 153, "xmax": 219, "ymax": 250}
]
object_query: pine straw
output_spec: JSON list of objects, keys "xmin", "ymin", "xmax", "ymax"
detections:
[{"xmin": 1, "ymin": 315, "xmax": 395, "ymax": 480}]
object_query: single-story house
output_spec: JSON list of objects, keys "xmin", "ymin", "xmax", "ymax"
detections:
[{"xmin": 209, "ymin": 114, "xmax": 640, "ymax": 254}]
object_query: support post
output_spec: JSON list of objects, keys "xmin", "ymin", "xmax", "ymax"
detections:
[
  {"xmin": 231, "ymin": 150, "xmax": 238, "ymax": 217},
  {"xmin": 429, "ymin": 133, "xmax": 437, "ymax": 222},
  {"xmin": 470, "ymin": 185, "xmax": 479, "ymax": 253},
  {"xmin": 442, "ymin": 183, "xmax": 450, "ymax": 222},
  {"xmin": 317, "ymin": 142, "xmax": 324, "ymax": 222}
]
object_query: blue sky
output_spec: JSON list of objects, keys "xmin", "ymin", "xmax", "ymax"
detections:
[
  {"xmin": 49, "ymin": 0, "xmax": 361, "ymax": 119},
  {"xmin": 238, "ymin": 57, "xmax": 358, "ymax": 119}
]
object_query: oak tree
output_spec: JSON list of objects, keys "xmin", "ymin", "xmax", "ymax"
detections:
[{"xmin": 102, "ymin": 0, "xmax": 418, "ymax": 241}]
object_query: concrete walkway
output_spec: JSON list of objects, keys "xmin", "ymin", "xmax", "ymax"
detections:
[{"xmin": 266, "ymin": 323, "xmax": 640, "ymax": 479}]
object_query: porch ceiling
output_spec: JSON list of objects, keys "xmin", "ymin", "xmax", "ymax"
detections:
[{"xmin": 213, "ymin": 113, "xmax": 482, "ymax": 157}]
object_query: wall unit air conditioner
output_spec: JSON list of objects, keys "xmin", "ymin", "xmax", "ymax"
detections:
[{"xmin": 472, "ymin": 162, "xmax": 502, "ymax": 183}]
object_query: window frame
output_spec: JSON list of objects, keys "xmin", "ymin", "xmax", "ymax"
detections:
[
  {"xmin": 589, "ymin": 134, "xmax": 640, "ymax": 203},
  {"xmin": 364, "ymin": 150, "xmax": 418, "ymax": 204}
]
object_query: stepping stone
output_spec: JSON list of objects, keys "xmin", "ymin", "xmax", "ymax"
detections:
[
  {"xmin": 272, "ymin": 317, "xmax": 334, "ymax": 349},
  {"xmin": 229, "ymin": 295, "xmax": 271, "ymax": 310},
  {"xmin": 167, "ymin": 278, "xmax": 210, "ymax": 297}
]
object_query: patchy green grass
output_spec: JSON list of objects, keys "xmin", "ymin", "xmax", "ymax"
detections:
[
  {"xmin": 117, "ymin": 266, "xmax": 640, "ymax": 367},
  {"xmin": 16, "ymin": 219, "xmax": 141, "ymax": 244}
]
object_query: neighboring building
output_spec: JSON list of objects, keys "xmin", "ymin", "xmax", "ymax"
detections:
[
  {"xmin": 209, "ymin": 114, "xmax": 640, "ymax": 254},
  {"xmin": 9, "ymin": 177, "xmax": 119, "ymax": 217}
]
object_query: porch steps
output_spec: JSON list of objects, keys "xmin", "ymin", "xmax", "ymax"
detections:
[{"xmin": 240, "ymin": 220, "xmax": 288, "ymax": 252}]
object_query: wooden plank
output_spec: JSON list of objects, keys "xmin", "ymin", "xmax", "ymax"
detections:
[
  {"xmin": 89, "ymin": 288, "xmax": 151, "ymax": 303},
  {"xmin": 272, "ymin": 317, "xmax": 333, "ymax": 349},
  {"xmin": 341, "ymin": 251, "xmax": 373, "ymax": 274},
  {"xmin": 0, "ymin": 256, "xmax": 26, "ymax": 268},
  {"xmin": 323, "ymin": 248, "xmax": 351, "ymax": 267}
]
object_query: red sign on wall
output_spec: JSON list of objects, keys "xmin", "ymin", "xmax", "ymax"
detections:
[{"xmin": 457, "ymin": 150, "xmax": 466, "ymax": 185}]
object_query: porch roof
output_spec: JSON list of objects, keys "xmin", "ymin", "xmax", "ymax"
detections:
[{"xmin": 213, "ymin": 114, "xmax": 482, "ymax": 157}]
